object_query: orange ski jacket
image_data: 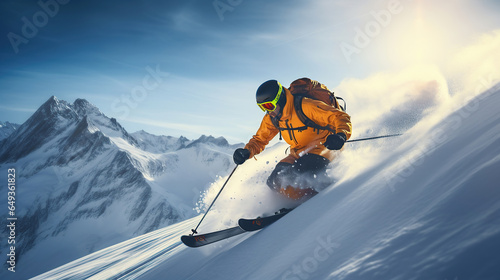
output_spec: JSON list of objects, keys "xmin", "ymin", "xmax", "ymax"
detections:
[{"xmin": 245, "ymin": 87, "xmax": 352, "ymax": 164}]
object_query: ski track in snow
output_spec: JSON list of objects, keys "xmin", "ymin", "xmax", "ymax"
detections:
[{"xmin": 30, "ymin": 218, "xmax": 193, "ymax": 280}]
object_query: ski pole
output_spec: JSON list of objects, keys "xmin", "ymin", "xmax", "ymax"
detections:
[
  {"xmin": 191, "ymin": 165, "xmax": 238, "ymax": 235},
  {"xmin": 346, "ymin": 133, "xmax": 402, "ymax": 143}
]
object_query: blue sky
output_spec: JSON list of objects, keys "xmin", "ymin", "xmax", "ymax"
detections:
[{"xmin": 1, "ymin": 0, "xmax": 500, "ymax": 143}]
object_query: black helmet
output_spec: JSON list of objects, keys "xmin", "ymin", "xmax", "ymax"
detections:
[{"xmin": 256, "ymin": 80, "xmax": 286, "ymax": 111}]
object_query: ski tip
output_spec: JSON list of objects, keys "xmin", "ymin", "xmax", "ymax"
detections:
[{"xmin": 181, "ymin": 235, "xmax": 200, "ymax": 248}]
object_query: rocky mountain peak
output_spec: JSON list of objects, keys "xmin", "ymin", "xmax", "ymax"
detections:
[
  {"xmin": 0, "ymin": 96, "xmax": 128, "ymax": 163},
  {"xmin": 35, "ymin": 95, "xmax": 78, "ymax": 122},
  {"xmin": 186, "ymin": 134, "xmax": 229, "ymax": 148},
  {"xmin": 73, "ymin": 98, "xmax": 103, "ymax": 118}
]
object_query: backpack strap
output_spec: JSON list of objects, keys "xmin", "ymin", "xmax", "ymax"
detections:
[
  {"xmin": 271, "ymin": 115, "xmax": 308, "ymax": 132},
  {"xmin": 336, "ymin": 96, "xmax": 346, "ymax": 111},
  {"xmin": 270, "ymin": 115, "xmax": 282, "ymax": 140},
  {"xmin": 270, "ymin": 110, "xmax": 308, "ymax": 142},
  {"xmin": 294, "ymin": 95, "xmax": 336, "ymax": 134},
  {"xmin": 270, "ymin": 95, "xmax": 338, "ymax": 138}
]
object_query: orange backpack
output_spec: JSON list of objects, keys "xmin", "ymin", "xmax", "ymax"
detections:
[
  {"xmin": 273, "ymin": 78, "xmax": 346, "ymax": 134},
  {"xmin": 289, "ymin": 78, "xmax": 345, "ymax": 111}
]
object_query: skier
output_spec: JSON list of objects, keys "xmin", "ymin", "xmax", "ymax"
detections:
[{"xmin": 233, "ymin": 79, "xmax": 352, "ymax": 200}]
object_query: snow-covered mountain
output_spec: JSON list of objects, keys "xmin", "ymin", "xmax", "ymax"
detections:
[
  {"xmin": 131, "ymin": 130, "xmax": 190, "ymax": 153},
  {"xmin": 29, "ymin": 82, "xmax": 500, "ymax": 280},
  {"xmin": 0, "ymin": 121, "xmax": 20, "ymax": 141},
  {"xmin": 0, "ymin": 96, "xmax": 239, "ymax": 279}
]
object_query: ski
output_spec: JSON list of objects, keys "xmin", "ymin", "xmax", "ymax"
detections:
[
  {"xmin": 181, "ymin": 208, "xmax": 295, "ymax": 247},
  {"xmin": 181, "ymin": 226, "xmax": 246, "ymax": 248},
  {"xmin": 238, "ymin": 208, "xmax": 294, "ymax": 231}
]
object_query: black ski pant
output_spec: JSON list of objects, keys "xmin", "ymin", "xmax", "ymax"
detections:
[{"xmin": 266, "ymin": 154, "xmax": 331, "ymax": 191}]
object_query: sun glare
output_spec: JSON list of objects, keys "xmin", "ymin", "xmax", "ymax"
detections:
[
  {"xmin": 378, "ymin": 0, "xmax": 485, "ymax": 70},
  {"xmin": 389, "ymin": 1, "xmax": 447, "ymax": 67}
]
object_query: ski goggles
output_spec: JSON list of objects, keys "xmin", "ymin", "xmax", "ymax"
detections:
[{"xmin": 257, "ymin": 83, "xmax": 283, "ymax": 112}]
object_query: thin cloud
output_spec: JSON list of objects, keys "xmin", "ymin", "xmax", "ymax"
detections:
[{"xmin": 0, "ymin": 105, "xmax": 35, "ymax": 113}]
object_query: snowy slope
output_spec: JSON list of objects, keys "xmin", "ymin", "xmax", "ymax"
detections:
[{"xmin": 32, "ymin": 83, "xmax": 500, "ymax": 280}]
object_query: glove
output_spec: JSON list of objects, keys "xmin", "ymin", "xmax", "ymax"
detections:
[
  {"xmin": 233, "ymin": 148, "xmax": 251, "ymax": 165},
  {"xmin": 324, "ymin": 133, "xmax": 346, "ymax": 150}
]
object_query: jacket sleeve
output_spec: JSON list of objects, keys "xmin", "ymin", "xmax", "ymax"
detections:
[
  {"xmin": 244, "ymin": 114, "xmax": 279, "ymax": 158},
  {"xmin": 302, "ymin": 99, "xmax": 352, "ymax": 140}
]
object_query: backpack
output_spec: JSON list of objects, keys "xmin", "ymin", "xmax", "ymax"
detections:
[{"xmin": 271, "ymin": 78, "xmax": 346, "ymax": 135}]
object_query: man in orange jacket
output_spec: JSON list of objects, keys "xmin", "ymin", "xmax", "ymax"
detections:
[{"xmin": 233, "ymin": 79, "xmax": 352, "ymax": 200}]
